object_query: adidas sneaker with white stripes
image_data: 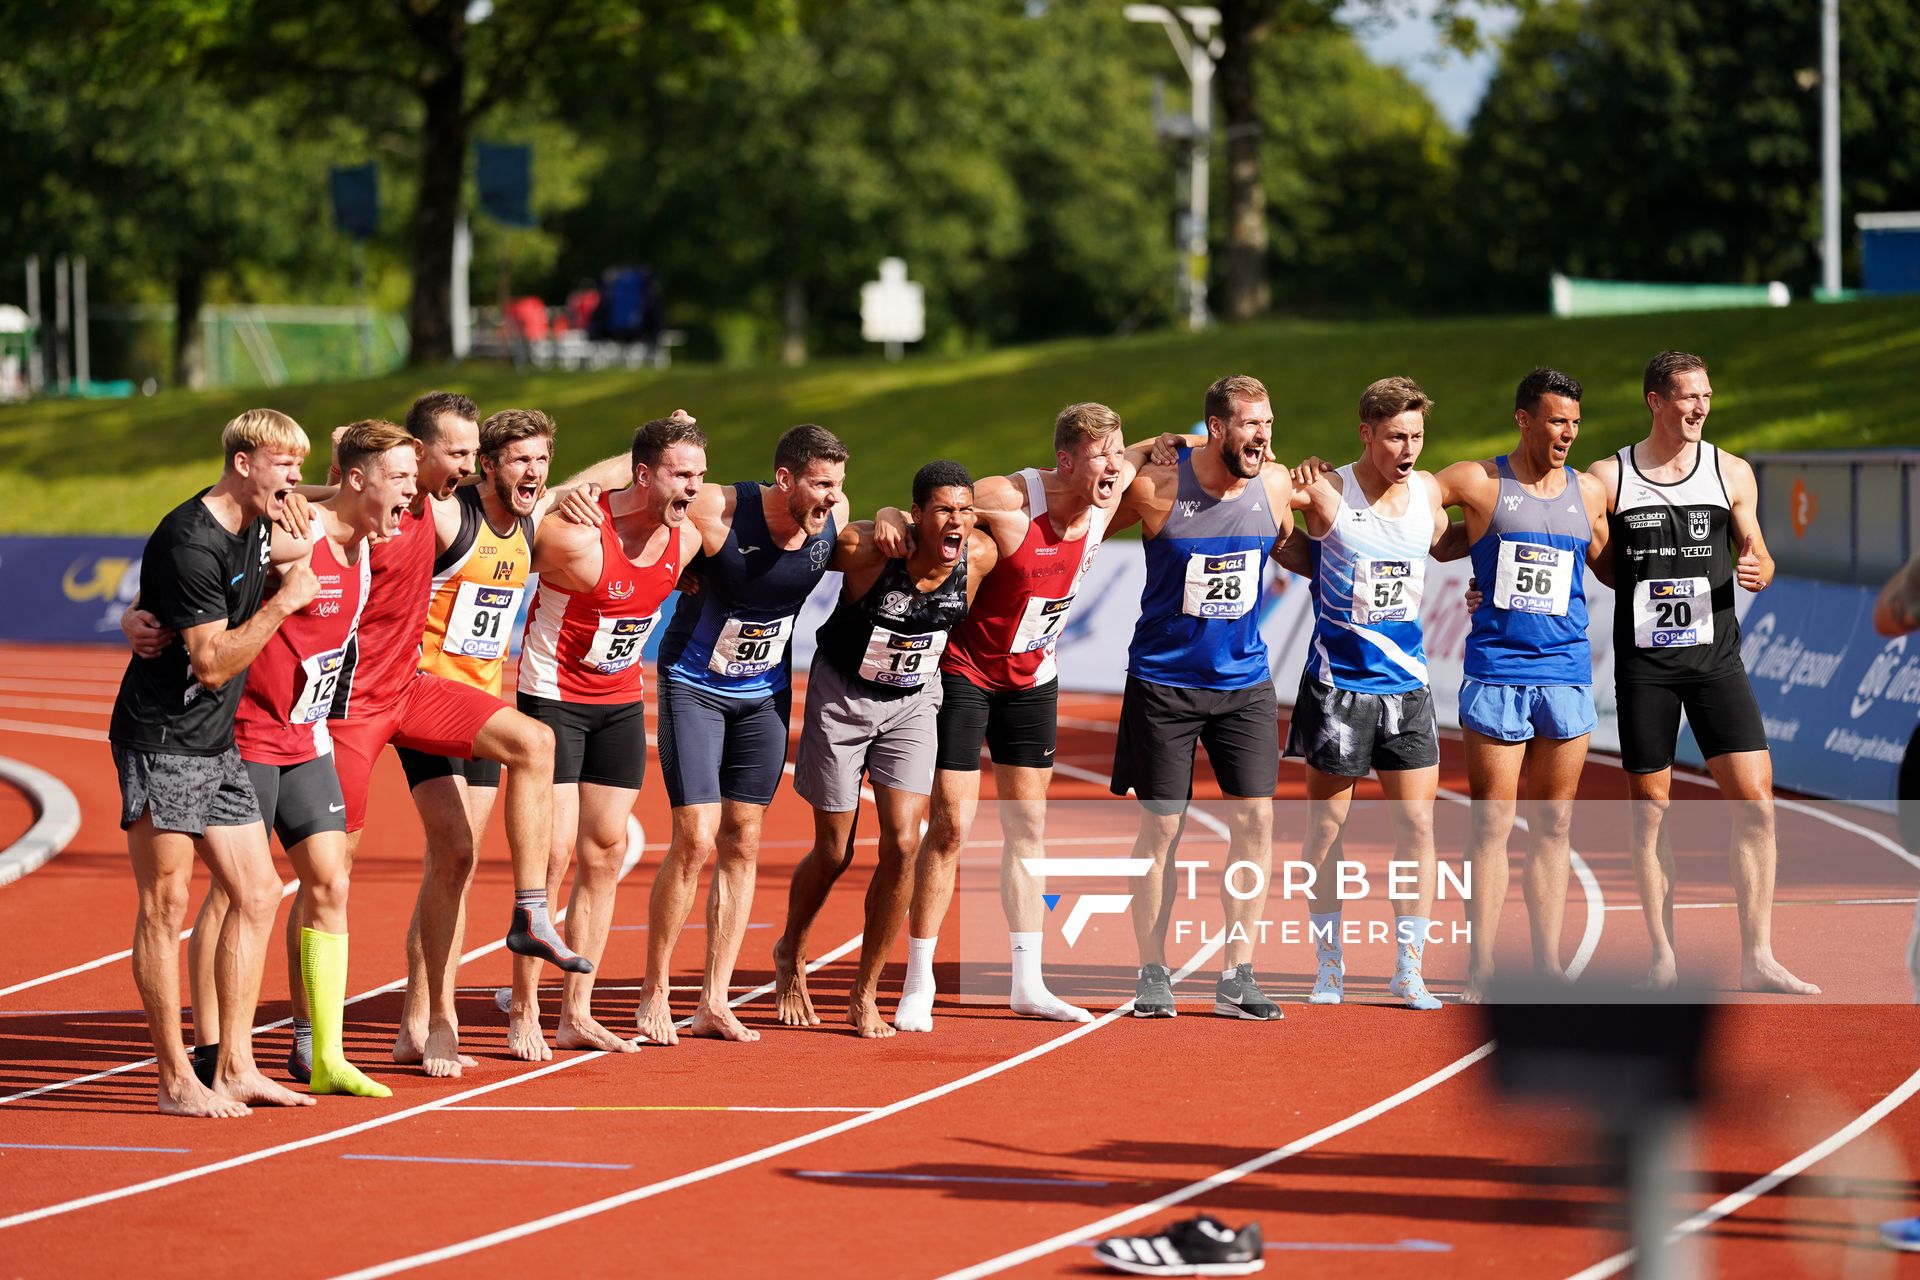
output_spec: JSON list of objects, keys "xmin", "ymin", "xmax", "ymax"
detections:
[{"xmin": 1092, "ymin": 1215, "xmax": 1265, "ymax": 1276}]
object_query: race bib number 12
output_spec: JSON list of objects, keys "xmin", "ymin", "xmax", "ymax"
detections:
[{"xmin": 289, "ymin": 648, "xmax": 346, "ymax": 725}]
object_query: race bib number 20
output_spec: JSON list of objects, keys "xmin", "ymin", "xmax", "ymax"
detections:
[
  {"xmin": 1182, "ymin": 551, "xmax": 1257, "ymax": 619},
  {"xmin": 1632, "ymin": 577, "xmax": 1713, "ymax": 649}
]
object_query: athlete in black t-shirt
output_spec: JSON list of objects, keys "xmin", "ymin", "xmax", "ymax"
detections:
[
  {"xmin": 1588, "ymin": 352, "xmax": 1816, "ymax": 996},
  {"xmin": 110, "ymin": 408, "xmax": 323, "ymax": 1118}
]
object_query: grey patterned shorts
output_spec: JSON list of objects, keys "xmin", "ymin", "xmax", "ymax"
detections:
[{"xmin": 112, "ymin": 744, "xmax": 262, "ymax": 835}]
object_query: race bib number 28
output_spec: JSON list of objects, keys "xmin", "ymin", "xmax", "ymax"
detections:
[
  {"xmin": 1182, "ymin": 551, "xmax": 1257, "ymax": 619},
  {"xmin": 1632, "ymin": 577, "xmax": 1713, "ymax": 649},
  {"xmin": 708, "ymin": 615, "xmax": 793, "ymax": 678}
]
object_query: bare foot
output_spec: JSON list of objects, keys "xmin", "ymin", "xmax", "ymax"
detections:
[
  {"xmin": 216, "ymin": 1066, "xmax": 315, "ymax": 1108},
  {"xmin": 846, "ymin": 997, "xmax": 895, "ymax": 1039},
  {"xmin": 1458, "ymin": 972, "xmax": 1494, "ymax": 1005},
  {"xmin": 391, "ymin": 1021, "xmax": 429, "ymax": 1066},
  {"xmin": 1633, "ymin": 959, "xmax": 1679, "ymax": 992},
  {"xmin": 773, "ymin": 937, "xmax": 818, "ymax": 1027},
  {"xmin": 556, "ymin": 1014, "xmax": 643, "ymax": 1053},
  {"xmin": 634, "ymin": 982, "xmax": 679, "ymax": 1046},
  {"xmin": 688, "ymin": 1005, "xmax": 761, "ymax": 1042},
  {"xmin": 506, "ymin": 1008, "xmax": 552, "ymax": 1062},
  {"xmin": 1741, "ymin": 955, "xmax": 1820, "ymax": 996},
  {"xmin": 422, "ymin": 1023, "xmax": 475, "ymax": 1078},
  {"xmin": 158, "ymin": 1076, "xmax": 250, "ymax": 1119}
]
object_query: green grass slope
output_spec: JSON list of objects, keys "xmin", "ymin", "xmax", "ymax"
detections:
[{"xmin": 4, "ymin": 296, "xmax": 1917, "ymax": 535}]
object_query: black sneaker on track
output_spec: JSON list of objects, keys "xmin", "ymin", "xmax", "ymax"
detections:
[
  {"xmin": 1133, "ymin": 964, "xmax": 1177, "ymax": 1018},
  {"xmin": 1212, "ymin": 964, "xmax": 1283, "ymax": 1020},
  {"xmin": 1094, "ymin": 1216, "xmax": 1264, "ymax": 1275}
]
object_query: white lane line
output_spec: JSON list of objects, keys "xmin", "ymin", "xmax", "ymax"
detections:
[
  {"xmin": 0, "ymin": 814, "xmax": 643, "ymax": 1102},
  {"xmin": 325, "ymin": 934, "xmax": 1232, "ymax": 1280},
  {"xmin": 935, "ymin": 1042, "xmax": 1498, "ymax": 1280},
  {"xmin": 1602, "ymin": 897, "xmax": 1917, "ymax": 912},
  {"xmin": 0, "ymin": 755, "xmax": 82, "ymax": 888},
  {"xmin": 1434, "ymin": 786, "xmax": 1606, "ymax": 979},
  {"xmin": 441, "ymin": 1105, "xmax": 878, "ymax": 1114},
  {"xmin": 1562, "ymin": 1063, "xmax": 1920, "ymax": 1280},
  {"xmin": 0, "ymin": 719, "xmax": 107, "ymax": 742},
  {"xmin": 0, "ymin": 926, "xmax": 864, "ymax": 1231}
]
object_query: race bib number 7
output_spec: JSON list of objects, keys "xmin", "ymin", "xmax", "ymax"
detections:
[
  {"xmin": 582, "ymin": 614, "xmax": 657, "ymax": 674},
  {"xmin": 289, "ymin": 648, "xmax": 346, "ymax": 725},
  {"xmin": 1010, "ymin": 594, "xmax": 1074, "ymax": 654},
  {"xmin": 1350, "ymin": 557, "xmax": 1424, "ymax": 624},
  {"xmin": 1492, "ymin": 541, "xmax": 1573, "ymax": 616},
  {"xmin": 446, "ymin": 582, "xmax": 523, "ymax": 661},
  {"xmin": 709, "ymin": 615, "xmax": 793, "ymax": 678},
  {"xmin": 1632, "ymin": 577, "xmax": 1713, "ymax": 648},
  {"xmin": 857, "ymin": 627, "xmax": 947, "ymax": 688},
  {"xmin": 1182, "ymin": 551, "xmax": 1257, "ymax": 619}
]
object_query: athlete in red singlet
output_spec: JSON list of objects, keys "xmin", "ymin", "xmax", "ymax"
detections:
[{"xmin": 499, "ymin": 416, "xmax": 705, "ymax": 1058}]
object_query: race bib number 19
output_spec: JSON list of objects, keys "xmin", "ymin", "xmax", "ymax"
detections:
[
  {"xmin": 1010, "ymin": 594, "xmax": 1074, "ymax": 653},
  {"xmin": 289, "ymin": 648, "xmax": 346, "ymax": 725},
  {"xmin": 1350, "ymin": 557, "xmax": 1423, "ymax": 624},
  {"xmin": 446, "ymin": 582, "xmax": 522, "ymax": 660},
  {"xmin": 1492, "ymin": 541, "xmax": 1572, "ymax": 616},
  {"xmin": 857, "ymin": 627, "xmax": 948, "ymax": 688},
  {"xmin": 582, "ymin": 614, "xmax": 656, "ymax": 674},
  {"xmin": 1182, "ymin": 551, "xmax": 1257, "ymax": 619},
  {"xmin": 1632, "ymin": 577, "xmax": 1712, "ymax": 648},
  {"xmin": 708, "ymin": 615, "xmax": 793, "ymax": 678}
]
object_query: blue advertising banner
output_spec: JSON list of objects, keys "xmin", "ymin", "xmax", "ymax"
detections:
[
  {"xmin": 0, "ymin": 536, "xmax": 148, "ymax": 644},
  {"xmin": 1691, "ymin": 575, "xmax": 1920, "ymax": 810}
]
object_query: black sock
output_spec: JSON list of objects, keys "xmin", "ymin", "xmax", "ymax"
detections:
[
  {"xmin": 191, "ymin": 1042, "xmax": 218, "ymax": 1089},
  {"xmin": 506, "ymin": 890, "xmax": 592, "ymax": 973}
]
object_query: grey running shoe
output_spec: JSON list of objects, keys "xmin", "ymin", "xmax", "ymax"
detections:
[
  {"xmin": 1213, "ymin": 964, "xmax": 1283, "ymax": 1020},
  {"xmin": 1133, "ymin": 964, "xmax": 1177, "ymax": 1018}
]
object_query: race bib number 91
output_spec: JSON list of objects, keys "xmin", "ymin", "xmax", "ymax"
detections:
[
  {"xmin": 857, "ymin": 627, "xmax": 948, "ymax": 688},
  {"xmin": 446, "ymin": 582, "xmax": 522, "ymax": 660},
  {"xmin": 1182, "ymin": 551, "xmax": 1257, "ymax": 619},
  {"xmin": 1010, "ymin": 594, "xmax": 1074, "ymax": 654},
  {"xmin": 1492, "ymin": 541, "xmax": 1572, "ymax": 616},
  {"xmin": 289, "ymin": 648, "xmax": 346, "ymax": 725},
  {"xmin": 1632, "ymin": 577, "xmax": 1713, "ymax": 648},
  {"xmin": 708, "ymin": 615, "xmax": 793, "ymax": 678},
  {"xmin": 1350, "ymin": 557, "xmax": 1423, "ymax": 624},
  {"xmin": 582, "ymin": 614, "xmax": 657, "ymax": 674}
]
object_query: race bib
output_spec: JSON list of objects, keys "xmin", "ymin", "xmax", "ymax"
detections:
[
  {"xmin": 1350, "ymin": 557, "xmax": 1424, "ymax": 625},
  {"xmin": 1632, "ymin": 577, "xmax": 1713, "ymax": 649},
  {"xmin": 708, "ymin": 614, "xmax": 793, "ymax": 678},
  {"xmin": 857, "ymin": 627, "xmax": 947, "ymax": 688},
  {"xmin": 1182, "ymin": 551, "xmax": 1257, "ymax": 619},
  {"xmin": 445, "ymin": 581, "xmax": 522, "ymax": 661},
  {"xmin": 289, "ymin": 648, "xmax": 346, "ymax": 725},
  {"xmin": 1492, "ymin": 541, "xmax": 1573, "ymax": 616},
  {"xmin": 581, "ymin": 613, "xmax": 657, "ymax": 674},
  {"xmin": 1010, "ymin": 594, "xmax": 1074, "ymax": 654}
]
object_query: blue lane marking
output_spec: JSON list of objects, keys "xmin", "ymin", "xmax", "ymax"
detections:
[
  {"xmin": 0, "ymin": 1142, "xmax": 190, "ymax": 1154},
  {"xmin": 341, "ymin": 1154, "xmax": 632, "ymax": 1171},
  {"xmin": 795, "ymin": 1170, "xmax": 1111, "ymax": 1188}
]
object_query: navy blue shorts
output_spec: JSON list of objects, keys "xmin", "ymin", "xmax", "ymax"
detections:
[{"xmin": 656, "ymin": 678, "xmax": 793, "ymax": 808}]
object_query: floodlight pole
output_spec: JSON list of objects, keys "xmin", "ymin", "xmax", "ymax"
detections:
[
  {"xmin": 1125, "ymin": 4, "xmax": 1222, "ymax": 331},
  {"xmin": 1820, "ymin": 0, "xmax": 1841, "ymax": 296}
]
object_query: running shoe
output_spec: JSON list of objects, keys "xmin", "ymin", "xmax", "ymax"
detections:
[
  {"xmin": 1133, "ymin": 964, "xmax": 1177, "ymax": 1018},
  {"xmin": 1883, "ymin": 1215, "xmax": 1920, "ymax": 1251},
  {"xmin": 1094, "ymin": 1215, "xmax": 1264, "ymax": 1275},
  {"xmin": 1213, "ymin": 964, "xmax": 1283, "ymax": 1020}
]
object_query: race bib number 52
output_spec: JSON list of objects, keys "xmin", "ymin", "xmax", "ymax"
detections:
[
  {"xmin": 1350, "ymin": 557, "xmax": 1423, "ymax": 624},
  {"xmin": 1182, "ymin": 551, "xmax": 1257, "ymax": 619},
  {"xmin": 1632, "ymin": 577, "xmax": 1712, "ymax": 649}
]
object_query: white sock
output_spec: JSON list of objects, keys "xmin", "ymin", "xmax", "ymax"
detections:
[
  {"xmin": 1221, "ymin": 967, "xmax": 1239, "ymax": 980},
  {"xmin": 903, "ymin": 935, "xmax": 938, "ymax": 995},
  {"xmin": 1009, "ymin": 932, "xmax": 1043, "ymax": 997}
]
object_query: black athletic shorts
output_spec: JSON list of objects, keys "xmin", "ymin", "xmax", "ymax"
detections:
[
  {"xmin": 1283, "ymin": 674, "xmax": 1440, "ymax": 777},
  {"xmin": 934, "ymin": 672, "xmax": 1059, "ymax": 772},
  {"xmin": 1109, "ymin": 675, "xmax": 1279, "ymax": 814},
  {"xmin": 244, "ymin": 756, "xmax": 347, "ymax": 847},
  {"xmin": 112, "ymin": 744, "xmax": 260, "ymax": 835},
  {"xmin": 396, "ymin": 746, "xmax": 502, "ymax": 791},
  {"xmin": 1615, "ymin": 667, "xmax": 1768, "ymax": 774},
  {"xmin": 656, "ymin": 677, "xmax": 793, "ymax": 808},
  {"xmin": 516, "ymin": 692, "xmax": 648, "ymax": 790}
]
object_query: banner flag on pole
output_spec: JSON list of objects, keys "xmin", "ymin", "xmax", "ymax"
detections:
[
  {"xmin": 476, "ymin": 143, "xmax": 534, "ymax": 228},
  {"xmin": 329, "ymin": 165, "xmax": 379, "ymax": 241}
]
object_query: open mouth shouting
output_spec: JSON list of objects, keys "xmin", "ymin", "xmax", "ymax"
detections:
[
  {"xmin": 384, "ymin": 501, "xmax": 408, "ymax": 535},
  {"xmin": 1094, "ymin": 474, "xmax": 1118, "ymax": 504},
  {"xmin": 270, "ymin": 486, "xmax": 292, "ymax": 515},
  {"xmin": 1393, "ymin": 458, "xmax": 1415, "ymax": 479},
  {"xmin": 514, "ymin": 479, "xmax": 541, "ymax": 512},
  {"xmin": 939, "ymin": 530, "xmax": 964, "ymax": 563}
]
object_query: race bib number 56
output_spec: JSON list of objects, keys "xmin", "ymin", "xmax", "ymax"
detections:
[
  {"xmin": 1632, "ymin": 577, "xmax": 1712, "ymax": 648},
  {"xmin": 1493, "ymin": 541, "xmax": 1572, "ymax": 616},
  {"xmin": 1182, "ymin": 551, "xmax": 1257, "ymax": 619}
]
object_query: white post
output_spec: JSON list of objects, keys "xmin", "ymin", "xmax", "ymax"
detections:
[
  {"xmin": 24, "ymin": 256, "xmax": 42, "ymax": 394},
  {"xmin": 1186, "ymin": 12, "xmax": 1212, "ymax": 331},
  {"xmin": 52, "ymin": 253, "xmax": 69, "ymax": 391},
  {"xmin": 451, "ymin": 210, "xmax": 472, "ymax": 360},
  {"xmin": 73, "ymin": 255, "xmax": 89, "ymax": 391},
  {"xmin": 1820, "ymin": 0, "xmax": 1841, "ymax": 296}
]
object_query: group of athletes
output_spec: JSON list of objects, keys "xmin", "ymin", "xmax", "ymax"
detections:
[{"xmin": 108, "ymin": 351, "xmax": 1815, "ymax": 1119}]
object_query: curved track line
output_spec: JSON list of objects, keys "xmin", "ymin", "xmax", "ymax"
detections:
[
  {"xmin": 936, "ymin": 1041, "xmax": 1498, "ymax": 1280},
  {"xmin": 1562, "ymin": 1063, "xmax": 1920, "ymax": 1280},
  {"xmin": 326, "ymin": 934, "xmax": 1232, "ymax": 1280},
  {"xmin": 0, "ymin": 755, "xmax": 82, "ymax": 888}
]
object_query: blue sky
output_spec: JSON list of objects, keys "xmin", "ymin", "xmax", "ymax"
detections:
[{"xmin": 1344, "ymin": 0, "xmax": 1520, "ymax": 131}]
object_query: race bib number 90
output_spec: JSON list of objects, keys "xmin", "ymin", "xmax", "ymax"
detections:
[
  {"xmin": 289, "ymin": 648, "xmax": 346, "ymax": 725},
  {"xmin": 708, "ymin": 615, "xmax": 793, "ymax": 678},
  {"xmin": 582, "ymin": 614, "xmax": 657, "ymax": 674},
  {"xmin": 1632, "ymin": 577, "xmax": 1713, "ymax": 649},
  {"xmin": 1492, "ymin": 541, "xmax": 1572, "ymax": 616},
  {"xmin": 1182, "ymin": 551, "xmax": 1257, "ymax": 619},
  {"xmin": 857, "ymin": 627, "xmax": 948, "ymax": 688},
  {"xmin": 1350, "ymin": 557, "xmax": 1424, "ymax": 624},
  {"xmin": 1010, "ymin": 594, "xmax": 1074, "ymax": 654},
  {"xmin": 446, "ymin": 582, "xmax": 522, "ymax": 661}
]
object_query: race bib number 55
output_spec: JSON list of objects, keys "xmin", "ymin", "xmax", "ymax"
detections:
[
  {"xmin": 1632, "ymin": 577, "xmax": 1712, "ymax": 648},
  {"xmin": 582, "ymin": 614, "xmax": 657, "ymax": 674},
  {"xmin": 1182, "ymin": 551, "xmax": 1257, "ymax": 619},
  {"xmin": 709, "ymin": 615, "xmax": 793, "ymax": 678},
  {"xmin": 1493, "ymin": 541, "xmax": 1572, "ymax": 616}
]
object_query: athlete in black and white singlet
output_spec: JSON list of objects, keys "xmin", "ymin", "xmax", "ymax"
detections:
[
  {"xmin": 1607, "ymin": 440, "xmax": 1744, "ymax": 683},
  {"xmin": 814, "ymin": 554, "xmax": 971, "ymax": 695}
]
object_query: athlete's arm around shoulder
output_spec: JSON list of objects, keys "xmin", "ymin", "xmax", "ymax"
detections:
[
  {"xmin": 1580, "ymin": 455, "xmax": 1621, "ymax": 586},
  {"xmin": 962, "ymin": 525, "xmax": 1004, "ymax": 604},
  {"xmin": 1108, "ymin": 456, "xmax": 1177, "ymax": 537},
  {"xmin": 1721, "ymin": 450, "xmax": 1774, "ymax": 592},
  {"xmin": 971, "ymin": 491, "xmax": 1029, "ymax": 558},
  {"xmin": 1289, "ymin": 463, "xmax": 1343, "ymax": 539},
  {"xmin": 532, "ymin": 506, "xmax": 603, "ymax": 593},
  {"xmin": 685, "ymin": 481, "xmax": 735, "ymax": 557},
  {"xmin": 1258, "ymin": 461, "xmax": 1298, "ymax": 544},
  {"xmin": 178, "ymin": 551, "xmax": 319, "ymax": 693},
  {"xmin": 829, "ymin": 520, "xmax": 886, "ymax": 596}
]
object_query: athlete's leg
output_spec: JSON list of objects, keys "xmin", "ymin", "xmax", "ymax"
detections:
[
  {"xmin": 1705, "ymin": 749, "xmax": 1817, "ymax": 994},
  {"xmin": 396, "ymin": 775, "xmax": 494, "ymax": 1075},
  {"xmin": 910, "ymin": 768, "xmax": 979, "ymax": 944},
  {"xmin": 1216, "ymin": 794, "xmax": 1275, "ymax": 970},
  {"xmin": 1520, "ymin": 733, "xmax": 1589, "ymax": 981},
  {"xmin": 1628, "ymin": 767, "xmax": 1679, "ymax": 989},
  {"xmin": 188, "ymin": 886, "xmax": 228, "ymax": 1070},
  {"xmin": 637, "ymin": 802, "xmax": 720, "ymax": 1046},
  {"xmin": 505, "ymin": 778, "xmax": 572, "ymax": 1063},
  {"xmin": 199, "ymin": 819, "xmax": 313, "ymax": 1109},
  {"xmin": 1461, "ymin": 730, "xmax": 1524, "ymax": 1003},
  {"xmin": 1379, "ymin": 764, "xmax": 1442, "ymax": 1010},
  {"xmin": 994, "ymin": 762, "xmax": 1090, "ymax": 1022},
  {"xmin": 555, "ymin": 781, "xmax": 643, "ymax": 1051},
  {"xmin": 690, "ymin": 800, "xmax": 768, "ymax": 1042},
  {"xmin": 775, "ymin": 805, "xmax": 860, "ymax": 1027},
  {"xmin": 282, "ymin": 829, "xmax": 388, "ymax": 1097},
  {"xmin": 847, "ymin": 782, "xmax": 928, "ymax": 1039}
]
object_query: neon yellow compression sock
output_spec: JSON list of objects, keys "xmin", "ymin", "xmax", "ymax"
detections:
[{"xmin": 300, "ymin": 927, "xmax": 392, "ymax": 1098}]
